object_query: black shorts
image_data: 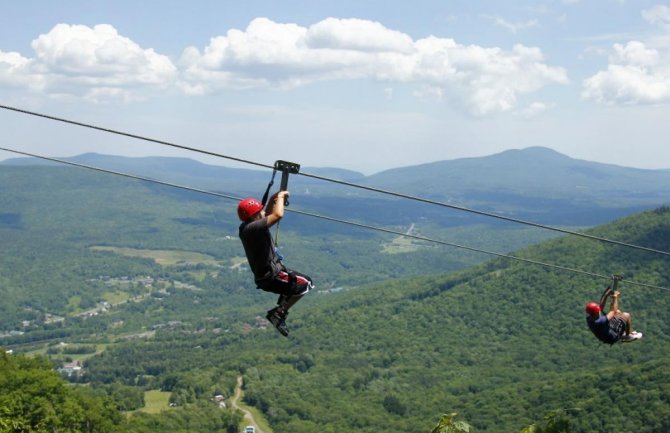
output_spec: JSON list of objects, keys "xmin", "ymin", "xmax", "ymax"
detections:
[
  {"xmin": 257, "ymin": 269, "xmax": 313, "ymax": 297},
  {"xmin": 609, "ymin": 317, "xmax": 626, "ymax": 338}
]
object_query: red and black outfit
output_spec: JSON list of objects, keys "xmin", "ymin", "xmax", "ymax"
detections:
[{"xmin": 239, "ymin": 217, "xmax": 312, "ymax": 303}]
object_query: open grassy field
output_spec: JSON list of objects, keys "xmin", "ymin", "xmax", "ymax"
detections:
[
  {"xmin": 91, "ymin": 246, "xmax": 222, "ymax": 266},
  {"xmin": 382, "ymin": 235, "xmax": 420, "ymax": 254},
  {"xmin": 102, "ymin": 290, "xmax": 131, "ymax": 304},
  {"xmin": 138, "ymin": 390, "xmax": 172, "ymax": 414}
]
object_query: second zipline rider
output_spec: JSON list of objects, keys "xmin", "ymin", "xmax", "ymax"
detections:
[{"xmin": 238, "ymin": 190, "xmax": 314, "ymax": 337}]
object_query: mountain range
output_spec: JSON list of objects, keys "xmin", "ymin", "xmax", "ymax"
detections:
[{"xmin": 4, "ymin": 146, "xmax": 669, "ymax": 227}]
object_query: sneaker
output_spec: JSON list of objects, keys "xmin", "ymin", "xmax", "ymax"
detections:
[
  {"xmin": 266, "ymin": 307, "xmax": 289, "ymax": 337},
  {"xmin": 621, "ymin": 331, "xmax": 642, "ymax": 342}
]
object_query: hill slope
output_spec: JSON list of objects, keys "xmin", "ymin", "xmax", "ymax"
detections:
[
  {"xmin": 79, "ymin": 206, "xmax": 670, "ymax": 433},
  {"xmin": 0, "ymin": 164, "xmax": 485, "ymax": 332},
  {"xmin": 236, "ymin": 206, "xmax": 670, "ymax": 433},
  {"xmin": 367, "ymin": 146, "xmax": 670, "ymax": 202}
]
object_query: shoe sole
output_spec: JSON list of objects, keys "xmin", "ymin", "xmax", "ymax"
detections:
[{"xmin": 266, "ymin": 313, "xmax": 289, "ymax": 337}]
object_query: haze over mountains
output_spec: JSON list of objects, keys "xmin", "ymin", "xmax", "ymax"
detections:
[{"xmin": 4, "ymin": 146, "xmax": 670, "ymax": 227}]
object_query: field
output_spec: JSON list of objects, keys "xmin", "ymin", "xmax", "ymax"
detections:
[
  {"xmin": 138, "ymin": 390, "xmax": 172, "ymax": 414},
  {"xmin": 90, "ymin": 246, "xmax": 222, "ymax": 266}
]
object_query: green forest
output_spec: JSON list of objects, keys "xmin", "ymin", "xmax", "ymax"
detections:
[{"xmin": 1, "ymin": 164, "xmax": 670, "ymax": 432}]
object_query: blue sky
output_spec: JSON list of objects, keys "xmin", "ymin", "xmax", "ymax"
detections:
[{"xmin": 1, "ymin": 0, "xmax": 669, "ymax": 173}]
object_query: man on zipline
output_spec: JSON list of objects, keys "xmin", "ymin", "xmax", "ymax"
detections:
[
  {"xmin": 238, "ymin": 191, "xmax": 313, "ymax": 337},
  {"xmin": 585, "ymin": 290, "xmax": 642, "ymax": 344}
]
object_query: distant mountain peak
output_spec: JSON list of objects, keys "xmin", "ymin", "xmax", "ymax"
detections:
[
  {"xmin": 490, "ymin": 146, "xmax": 573, "ymax": 163},
  {"xmin": 501, "ymin": 146, "xmax": 565, "ymax": 157}
]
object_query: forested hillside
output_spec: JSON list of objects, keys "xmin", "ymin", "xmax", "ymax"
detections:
[
  {"xmin": 2, "ymin": 159, "xmax": 670, "ymax": 433},
  {"xmin": 0, "ymin": 351, "xmax": 243, "ymax": 432},
  {"xmin": 78, "ymin": 206, "xmax": 670, "ymax": 433},
  {"xmin": 0, "ymin": 163, "xmax": 553, "ymax": 334},
  {"xmin": 4, "ymin": 206, "xmax": 667, "ymax": 433}
]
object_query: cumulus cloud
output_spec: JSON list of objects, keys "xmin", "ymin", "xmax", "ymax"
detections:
[
  {"xmin": 1, "ymin": 23, "xmax": 177, "ymax": 102},
  {"xmin": 404, "ymin": 39, "xmax": 569, "ymax": 115},
  {"xmin": 0, "ymin": 18, "xmax": 568, "ymax": 113},
  {"xmin": 0, "ymin": 50, "xmax": 44, "ymax": 90},
  {"xmin": 582, "ymin": 7, "xmax": 670, "ymax": 105},
  {"xmin": 178, "ymin": 17, "xmax": 412, "ymax": 92},
  {"xmin": 180, "ymin": 17, "xmax": 568, "ymax": 116},
  {"xmin": 305, "ymin": 17, "xmax": 415, "ymax": 53}
]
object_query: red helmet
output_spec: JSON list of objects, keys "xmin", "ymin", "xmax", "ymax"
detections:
[
  {"xmin": 585, "ymin": 302, "xmax": 601, "ymax": 316},
  {"xmin": 237, "ymin": 198, "xmax": 263, "ymax": 221}
]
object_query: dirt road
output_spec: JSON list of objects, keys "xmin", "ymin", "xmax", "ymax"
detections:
[{"xmin": 230, "ymin": 376, "xmax": 264, "ymax": 433}]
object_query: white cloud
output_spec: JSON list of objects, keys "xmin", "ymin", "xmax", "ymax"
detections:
[
  {"xmin": 582, "ymin": 40, "xmax": 670, "ymax": 105},
  {"xmin": 642, "ymin": 5, "xmax": 670, "ymax": 29},
  {"xmin": 0, "ymin": 50, "xmax": 44, "ymax": 90},
  {"xmin": 0, "ymin": 19, "xmax": 567, "ymax": 115},
  {"xmin": 610, "ymin": 40, "xmax": 659, "ymax": 66},
  {"xmin": 305, "ymin": 17, "xmax": 415, "ymax": 53},
  {"xmin": 517, "ymin": 101, "xmax": 550, "ymax": 118},
  {"xmin": 483, "ymin": 15, "xmax": 540, "ymax": 34},
  {"xmin": 179, "ymin": 17, "xmax": 418, "ymax": 92},
  {"xmin": 583, "ymin": 65, "xmax": 670, "ymax": 105},
  {"xmin": 406, "ymin": 40, "xmax": 568, "ymax": 115},
  {"xmin": 1, "ymin": 23, "xmax": 177, "ymax": 102},
  {"xmin": 180, "ymin": 17, "xmax": 567, "ymax": 116},
  {"xmin": 582, "ymin": 7, "xmax": 670, "ymax": 105}
]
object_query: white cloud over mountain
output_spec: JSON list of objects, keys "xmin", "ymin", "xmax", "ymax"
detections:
[
  {"xmin": 0, "ymin": 51, "xmax": 41, "ymax": 90},
  {"xmin": 2, "ymin": 18, "xmax": 568, "ymax": 114},
  {"xmin": 582, "ymin": 6, "xmax": 670, "ymax": 105},
  {"xmin": 180, "ymin": 17, "xmax": 567, "ymax": 116},
  {"xmin": 1, "ymin": 24, "xmax": 176, "ymax": 102}
]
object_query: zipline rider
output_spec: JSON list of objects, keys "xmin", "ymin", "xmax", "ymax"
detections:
[
  {"xmin": 238, "ymin": 191, "xmax": 313, "ymax": 337},
  {"xmin": 585, "ymin": 279, "xmax": 642, "ymax": 344}
]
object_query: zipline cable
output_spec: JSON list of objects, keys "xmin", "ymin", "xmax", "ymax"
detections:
[
  {"xmin": 0, "ymin": 103, "xmax": 273, "ymax": 171},
  {"xmin": 1, "ymin": 145, "xmax": 668, "ymax": 293},
  {"xmin": 0, "ymin": 146, "xmax": 242, "ymax": 202},
  {"xmin": 297, "ymin": 169, "xmax": 670, "ymax": 259},
  {"xmin": 2, "ymin": 103, "xmax": 670, "ymax": 259}
]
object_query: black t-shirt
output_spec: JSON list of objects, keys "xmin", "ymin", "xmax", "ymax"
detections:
[{"xmin": 239, "ymin": 217, "xmax": 283, "ymax": 283}]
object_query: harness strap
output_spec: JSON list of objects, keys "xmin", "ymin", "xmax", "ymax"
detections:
[
  {"xmin": 263, "ymin": 161, "xmax": 299, "ymax": 247},
  {"xmin": 261, "ymin": 168, "xmax": 277, "ymax": 206},
  {"xmin": 259, "ymin": 168, "xmax": 282, "ymax": 245},
  {"xmin": 599, "ymin": 275, "xmax": 623, "ymax": 309},
  {"xmin": 598, "ymin": 285, "xmax": 612, "ymax": 310}
]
